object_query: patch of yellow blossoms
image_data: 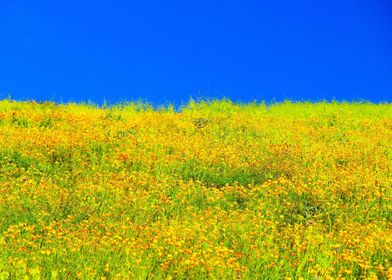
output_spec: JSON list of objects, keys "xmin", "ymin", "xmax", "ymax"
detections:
[{"xmin": 0, "ymin": 100, "xmax": 391, "ymax": 279}]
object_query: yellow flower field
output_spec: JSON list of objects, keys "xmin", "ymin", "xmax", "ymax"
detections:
[{"xmin": 0, "ymin": 99, "xmax": 391, "ymax": 279}]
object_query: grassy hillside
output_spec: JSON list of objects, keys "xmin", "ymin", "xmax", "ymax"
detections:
[{"xmin": 0, "ymin": 99, "xmax": 391, "ymax": 279}]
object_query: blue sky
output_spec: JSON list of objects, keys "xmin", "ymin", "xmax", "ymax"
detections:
[{"xmin": 0, "ymin": 0, "xmax": 391, "ymax": 105}]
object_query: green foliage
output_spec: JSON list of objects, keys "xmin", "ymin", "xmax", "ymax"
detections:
[{"xmin": 0, "ymin": 99, "xmax": 390, "ymax": 280}]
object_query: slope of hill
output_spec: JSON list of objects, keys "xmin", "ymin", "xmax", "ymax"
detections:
[{"xmin": 0, "ymin": 100, "xmax": 391, "ymax": 279}]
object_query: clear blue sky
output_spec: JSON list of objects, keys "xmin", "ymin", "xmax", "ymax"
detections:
[{"xmin": 0, "ymin": 0, "xmax": 391, "ymax": 105}]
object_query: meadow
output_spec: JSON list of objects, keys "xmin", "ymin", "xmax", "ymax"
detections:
[{"xmin": 0, "ymin": 99, "xmax": 391, "ymax": 279}]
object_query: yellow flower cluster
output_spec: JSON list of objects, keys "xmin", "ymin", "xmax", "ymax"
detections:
[{"xmin": 0, "ymin": 99, "xmax": 391, "ymax": 279}]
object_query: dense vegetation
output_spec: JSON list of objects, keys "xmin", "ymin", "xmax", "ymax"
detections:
[{"xmin": 0, "ymin": 99, "xmax": 391, "ymax": 279}]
